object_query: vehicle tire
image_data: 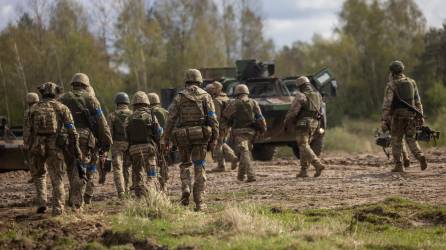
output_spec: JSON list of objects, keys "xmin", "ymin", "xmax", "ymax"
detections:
[{"xmin": 252, "ymin": 144, "xmax": 276, "ymax": 161}]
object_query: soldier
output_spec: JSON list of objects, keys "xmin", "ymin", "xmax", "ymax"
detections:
[
  {"xmin": 59, "ymin": 73, "xmax": 112, "ymax": 209},
  {"xmin": 29, "ymin": 82, "xmax": 81, "ymax": 215},
  {"xmin": 163, "ymin": 69, "xmax": 218, "ymax": 211},
  {"xmin": 221, "ymin": 84, "xmax": 266, "ymax": 182},
  {"xmin": 381, "ymin": 60, "xmax": 427, "ymax": 172},
  {"xmin": 23, "ymin": 92, "xmax": 40, "ymax": 183},
  {"xmin": 108, "ymin": 92, "xmax": 133, "ymax": 198},
  {"xmin": 147, "ymin": 92, "xmax": 169, "ymax": 191},
  {"xmin": 206, "ymin": 81, "xmax": 238, "ymax": 172},
  {"xmin": 284, "ymin": 76, "xmax": 327, "ymax": 178},
  {"xmin": 126, "ymin": 91, "xmax": 162, "ymax": 198}
]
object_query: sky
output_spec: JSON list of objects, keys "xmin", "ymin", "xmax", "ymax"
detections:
[{"xmin": 0, "ymin": 0, "xmax": 445, "ymax": 48}]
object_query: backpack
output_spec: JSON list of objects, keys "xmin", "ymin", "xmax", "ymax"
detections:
[
  {"xmin": 32, "ymin": 101, "xmax": 59, "ymax": 135},
  {"xmin": 233, "ymin": 99, "xmax": 255, "ymax": 129},
  {"xmin": 127, "ymin": 109, "xmax": 154, "ymax": 144},
  {"xmin": 112, "ymin": 110, "xmax": 130, "ymax": 141},
  {"xmin": 178, "ymin": 91, "xmax": 207, "ymax": 127}
]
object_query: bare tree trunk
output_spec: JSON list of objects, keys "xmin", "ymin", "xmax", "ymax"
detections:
[
  {"xmin": 0, "ymin": 63, "xmax": 11, "ymax": 123},
  {"xmin": 13, "ymin": 42, "xmax": 28, "ymax": 108}
]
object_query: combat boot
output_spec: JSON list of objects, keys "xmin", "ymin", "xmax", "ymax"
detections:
[
  {"xmin": 419, "ymin": 156, "xmax": 427, "ymax": 171},
  {"xmin": 296, "ymin": 168, "xmax": 309, "ymax": 178},
  {"xmin": 36, "ymin": 206, "xmax": 47, "ymax": 214},
  {"xmin": 231, "ymin": 159, "xmax": 238, "ymax": 170},
  {"xmin": 246, "ymin": 178, "xmax": 256, "ymax": 182},
  {"xmin": 403, "ymin": 158, "xmax": 411, "ymax": 168},
  {"xmin": 84, "ymin": 194, "xmax": 92, "ymax": 205},
  {"xmin": 391, "ymin": 164, "xmax": 404, "ymax": 173},
  {"xmin": 313, "ymin": 161, "xmax": 326, "ymax": 177},
  {"xmin": 194, "ymin": 202, "xmax": 206, "ymax": 212},
  {"xmin": 180, "ymin": 192, "xmax": 190, "ymax": 206}
]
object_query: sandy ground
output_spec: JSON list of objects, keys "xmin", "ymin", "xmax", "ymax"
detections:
[{"xmin": 0, "ymin": 148, "xmax": 445, "ymax": 248}]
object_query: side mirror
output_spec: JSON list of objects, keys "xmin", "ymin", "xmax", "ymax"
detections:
[{"xmin": 330, "ymin": 80, "xmax": 337, "ymax": 97}]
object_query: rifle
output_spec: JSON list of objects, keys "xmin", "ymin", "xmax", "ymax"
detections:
[
  {"xmin": 98, "ymin": 150, "xmax": 112, "ymax": 184},
  {"xmin": 202, "ymin": 98, "xmax": 216, "ymax": 152},
  {"xmin": 416, "ymin": 126, "xmax": 440, "ymax": 144},
  {"xmin": 375, "ymin": 129, "xmax": 391, "ymax": 159},
  {"xmin": 391, "ymin": 84, "xmax": 424, "ymax": 119}
]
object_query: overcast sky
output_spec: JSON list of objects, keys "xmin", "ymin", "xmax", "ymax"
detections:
[{"xmin": 0, "ymin": 0, "xmax": 445, "ymax": 48}]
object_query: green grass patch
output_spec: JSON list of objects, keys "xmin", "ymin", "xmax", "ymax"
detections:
[{"xmin": 325, "ymin": 119, "xmax": 378, "ymax": 153}]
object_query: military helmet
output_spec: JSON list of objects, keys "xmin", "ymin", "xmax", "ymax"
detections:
[
  {"xmin": 234, "ymin": 84, "xmax": 250, "ymax": 95},
  {"xmin": 389, "ymin": 60, "xmax": 405, "ymax": 74},
  {"xmin": 71, "ymin": 73, "xmax": 90, "ymax": 87},
  {"xmin": 205, "ymin": 83, "xmax": 215, "ymax": 93},
  {"xmin": 296, "ymin": 76, "xmax": 310, "ymax": 87},
  {"xmin": 37, "ymin": 82, "xmax": 59, "ymax": 97},
  {"xmin": 131, "ymin": 91, "xmax": 150, "ymax": 106},
  {"xmin": 147, "ymin": 92, "xmax": 160, "ymax": 104},
  {"xmin": 184, "ymin": 69, "xmax": 203, "ymax": 84},
  {"xmin": 26, "ymin": 92, "xmax": 39, "ymax": 104},
  {"xmin": 114, "ymin": 92, "xmax": 130, "ymax": 104},
  {"xmin": 212, "ymin": 81, "xmax": 223, "ymax": 92}
]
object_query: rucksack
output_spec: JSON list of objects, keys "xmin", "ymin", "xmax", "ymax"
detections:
[
  {"xmin": 127, "ymin": 109, "xmax": 154, "ymax": 144},
  {"xmin": 112, "ymin": 110, "xmax": 130, "ymax": 141},
  {"xmin": 32, "ymin": 101, "xmax": 59, "ymax": 135}
]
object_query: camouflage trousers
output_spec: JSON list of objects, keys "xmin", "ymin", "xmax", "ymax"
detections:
[
  {"xmin": 177, "ymin": 143, "xmax": 207, "ymax": 205},
  {"xmin": 391, "ymin": 110, "xmax": 424, "ymax": 167},
  {"xmin": 112, "ymin": 141, "xmax": 132, "ymax": 196},
  {"xmin": 30, "ymin": 136, "xmax": 66, "ymax": 215},
  {"xmin": 296, "ymin": 119, "xmax": 322, "ymax": 171},
  {"xmin": 129, "ymin": 143, "xmax": 158, "ymax": 198},
  {"xmin": 213, "ymin": 141, "xmax": 237, "ymax": 170},
  {"xmin": 232, "ymin": 128, "xmax": 256, "ymax": 181},
  {"xmin": 66, "ymin": 129, "xmax": 97, "ymax": 208}
]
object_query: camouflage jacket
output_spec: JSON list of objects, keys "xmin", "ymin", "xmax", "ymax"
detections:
[
  {"xmin": 59, "ymin": 87, "xmax": 112, "ymax": 149},
  {"xmin": 212, "ymin": 93, "xmax": 230, "ymax": 121},
  {"xmin": 164, "ymin": 85, "xmax": 218, "ymax": 141},
  {"xmin": 23, "ymin": 105, "xmax": 35, "ymax": 147},
  {"xmin": 284, "ymin": 90, "xmax": 322, "ymax": 127},
  {"xmin": 150, "ymin": 104, "xmax": 168, "ymax": 129},
  {"xmin": 221, "ymin": 95, "xmax": 265, "ymax": 132},
  {"xmin": 108, "ymin": 104, "xmax": 132, "ymax": 142},
  {"xmin": 381, "ymin": 74, "xmax": 423, "ymax": 122}
]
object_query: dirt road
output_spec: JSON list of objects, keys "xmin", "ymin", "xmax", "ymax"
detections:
[{"xmin": 1, "ymin": 148, "xmax": 445, "ymax": 248}]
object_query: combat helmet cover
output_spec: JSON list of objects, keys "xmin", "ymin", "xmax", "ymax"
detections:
[
  {"xmin": 235, "ymin": 84, "xmax": 250, "ymax": 95},
  {"xmin": 296, "ymin": 76, "xmax": 310, "ymax": 87},
  {"xmin": 26, "ymin": 92, "xmax": 39, "ymax": 104},
  {"xmin": 37, "ymin": 82, "xmax": 59, "ymax": 97},
  {"xmin": 71, "ymin": 73, "xmax": 90, "ymax": 87},
  {"xmin": 389, "ymin": 60, "xmax": 405, "ymax": 74},
  {"xmin": 184, "ymin": 69, "xmax": 203, "ymax": 84},
  {"xmin": 132, "ymin": 91, "xmax": 150, "ymax": 106},
  {"xmin": 147, "ymin": 92, "xmax": 160, "ymax": 104}
]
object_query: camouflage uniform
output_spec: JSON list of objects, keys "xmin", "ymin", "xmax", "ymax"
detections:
[
  {"xmin": 109, "ymin": 98, "xmax": 133, "ymax": 197},
  {"xmin": 164, "ymin": 69, "xmax": 218, "ymax": 211},
  {"xmin": 29, "ymin": 82, "xmax": 80, "ymax": 215},
  {"xmin": 126, "ymin": 91, "xmax": 162, "ymax": 198},
  {"xmin": 207, "ymin": 82, "xmax": 238, "ymax": 172},
  {"xmin": 381, "ymin": 61, "xmax": 426, "ymax": 172},
  {"xmin": 59, "ymin": 73, "xmax": 112, "ymax": 208},
  {"xmin": 284, "ymin": 77, "xmax": 326, "ymax": 178},
  {"xmin": 23, "ymin": 93, "xmax": 39, "ymax": 181},
  {"xmin": 148, "ymin": 93, "xmax": 169, "ymax": 191},
  {"xmin": 222, "ymin": 84, "xmax": 266, "ymax": 182}
]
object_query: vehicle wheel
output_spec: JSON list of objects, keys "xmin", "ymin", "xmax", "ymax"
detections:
[{"xmin": 252, "ymin": 144, "xmax": 276, "ymax": 161}]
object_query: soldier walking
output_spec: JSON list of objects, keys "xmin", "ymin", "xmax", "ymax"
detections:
[
  {"xmin": 126, "ymin": 91, "xmax": 162, "ymax": 198},
  {"xmin": 381, "ymin": 60, "xmax": 427, "ymax": 172},
  {"xmin": 23, "ymin": 92, "xmax": 40, "ymax": 183},
  {"xmin": 284, "ymin": 76, "xmax": 327, "ymax": 178},
  {"xmin": 163, "ymin": 69, "xmax": 218, "ymax": 211},
  {"xmin": 147, "ymin": 92, "xmax": 169, "ymax": 191},
  {"xmin": 206, "ymin": 81, "xmax": 238, "ymax": 172},
  {"xmin": 59, "ymin": 73, "xmax": 112, "ymax": 209},
  {"xmin": 108, "ymin": 92, "xmax": 133, "ymax": 198},
  {"xmin": 29, "ymin": 82, "xmax": 81, "ymax": 216},
  {"xmin": 221, "ymin": 84, "xmax": 266, "ymax": 182}
]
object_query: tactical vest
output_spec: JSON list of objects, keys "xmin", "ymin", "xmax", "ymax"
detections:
[
  {"xmin": 32, "ymin": 101, "xmax": 59, "ymax": 135},
  {"xmin": 178, "ymin": 92, "xmax": 206, "ymax": 127},
  {"xmin": 127, "ymin": 108, "xmax": 155, "ymax": 145},
  {"xmin": 151, "ymin": 106, "xmax": 168, "ymax": 128},
  {"xmin": 297, "ymin": 91, "xmax": 322, "ymax": 120},
  {"xmin": 61, "ymin": 91, "xmax": 91, "ymax": 129},
  {"xmin": 391, "ymin": 77, "xmax": 415, "ymax": 109},
  {"xmin": 232, "ymin": 99, "xmax": 255, "ymax": 129},
  {"xmin": 112, "ymin": 109, "xmax": 131, "ymax": 141}
]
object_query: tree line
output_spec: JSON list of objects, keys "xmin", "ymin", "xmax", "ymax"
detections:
[{"xmin": 0, "ymin": 0, "xmax": 444, "ymax": 127}]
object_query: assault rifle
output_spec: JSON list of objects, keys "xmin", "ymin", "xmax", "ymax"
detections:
[{"xmin": 416, "ymin": 126, "xmax": 440, "ymax": 144}]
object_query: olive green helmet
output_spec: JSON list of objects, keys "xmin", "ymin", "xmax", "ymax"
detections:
[
  {"xmin": 184, "ymin": 69, "xmax": 203, "ymax": 84},
  {"xmin": 37, "ymin": 82, "xmax": 59, "ymax": 97},
  {"xmin": 234, "ymin": 84, "xmax": 250, "ymax": 95},
  {"xmin": 147, "ymin": 92, "xmax": 160, "ymax": 104},
  {"xmin": 114, "ymin": 92, "xmax": 130, "ymax": 104},
  {"xmin": 389, "ymin": 60, "xmax": 405, "ymax": 74},
  {"xmin": 132, "ymin": 91, "xmax": 150, "ymax": 106},
  {"xmin": 296, "ymin": 76, "xmax": 310, "ymax": 87},
  {"xmin": 26, "ymin": 92, "xmax": 39, "ymax": 104},
  {"xmin": 71, "ymin": 73, "xmax": 91, "ymax": 87}
]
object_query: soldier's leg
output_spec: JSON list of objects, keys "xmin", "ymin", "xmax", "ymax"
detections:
[
  {"xmin": 84, "ymin": 154, "xmax": 98, "ymax": 204},
  {"xmin": 191, "ymin": 144, "xmax": 207, "ymax": 210},
  {"xmin": 177, "ymin": 145, "xmax": 192, "ymax": 206},
  {"xmin": 47, "ymin": 150, "xmax": 66, "ymax": 216},
  {"xmin": 402, "ymin": 139, "xmax": 410, "ymax": 168},
  {"xmin": 233, "ymin": 135, "xmax": 248, "ymax": 181},
  {"xmin": 222, "ymin": 143, "xmax": 238, "ymax": 170},
  {"xmin": 244, "ymin": 135, "xmax": 256, "ymax": 182},
  {"xmin": 296, "ymin": 128, "xmax": 325, "ymax": 177},
  {"xmin": 112, "ymin": 146, "xmax": 126, "ymax": 197},
  {"xmin": 405, "ymin": 119, "xmax": 427, "ymax": 170},
  {"xmin": 130, "ymin": 152, "xmax": 147, "ymax": 198},
  {"xmin": 211, "ymin": 142, "xmax": 225, "ymax": 171},
  {"xmin": 31, "ymin": 154, "xmax": 48, "ymax": 212},
  {"xmin": 123, "ymin": 152, "xmax": 132, "ymax": 192},
  {"xmin": 390, "ymin": 117, "xmax": 406, "ymax": 172}
]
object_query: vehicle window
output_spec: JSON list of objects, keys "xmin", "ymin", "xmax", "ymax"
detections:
[
  {"xmin": 280, "ymin": 82, "xmax": 291, "ymax": 96},
  {"xmin": 246, "ymin": 82, "xmax": 277, "ymax": 98},
  {"xmin": 284, "ymin": 80, "xmax": 298, "ymax": 95}
]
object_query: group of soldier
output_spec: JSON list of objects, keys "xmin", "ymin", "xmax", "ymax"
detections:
[{"xmin": 22, "ymin": 59, "xmax": 427, "ymax": 216}]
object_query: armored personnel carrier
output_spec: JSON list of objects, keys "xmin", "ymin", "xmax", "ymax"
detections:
[{"xmin": 0, "ymin": 116, "xmax": 27, "ymax": 171}]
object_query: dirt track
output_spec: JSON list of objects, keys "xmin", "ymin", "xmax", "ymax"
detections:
[{"xmin": 1, "ymin": 148, "xmax": 445, "ymax": 248}]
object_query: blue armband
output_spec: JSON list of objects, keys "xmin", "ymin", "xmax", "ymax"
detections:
[
  {"xmin": 255, "ymin": 114, "xmax": 265, "ymax": 121},
  {"xmin": 147, "ymin": 167, "xmax": 157, "ymax": 177},
  {"xmin": 64, "ymin": 123, "xmax": 74, "ymax": 129},
  {"xmin": 193, "ymin": 160, "xmax": 206, "ymax": 167},
  {"xmin": 95, "ymin": 108, "xmax": 103, "ymax": 118},
  {"xmin": 157, "ymin": 127, "xmax": 164, "ymax": 136},
  {"xmin": 207, "ymin": 111, "xmax": 216, "ymax": 117},
  {"xmin": 87, "ymin": 164, "xmax": 97, "ymax": 172}
]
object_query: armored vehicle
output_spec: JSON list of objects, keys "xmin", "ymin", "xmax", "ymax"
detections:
[{"xmin": 0, "ymin": 116, "xmax": 27, "ymax": 171}]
